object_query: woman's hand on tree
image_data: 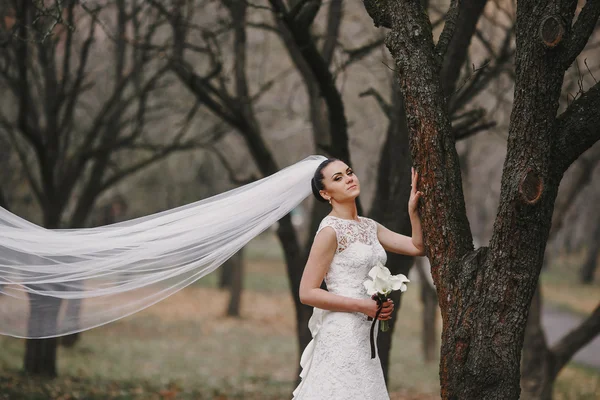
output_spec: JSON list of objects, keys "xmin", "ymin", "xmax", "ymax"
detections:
[{"xmin": 408, "ymin": 167, "xmax": 423, "ymax": 216}]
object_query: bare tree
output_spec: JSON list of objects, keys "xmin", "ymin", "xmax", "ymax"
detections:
[
  {"xmin": 0, "ymin": 0, "xmax": 213, "ymax": 376},
  {"xmin": 520, "ymin": 145, "xmax": 600, "ymax": 399},
  {"xmin": 267, "ymin": 0, "xmax": 506, "ymax": 381},
  {"xmin": 153, "ymin": 0, "xmax": 507, "ymax": 387},
  {"xmin": 0, "ymin": 0, "xmax": 75, "ymax": 44},
  {"xmin": 363, "ymin": 0, "xmax": 600, "ymax": 398},
  {"xmin": 150, "ymin": 0, "xmax": 364, "ymax": 376},
  {"xmin": 361, "ymin": 0, "xmax": 514, "ymax": 378},
  {"xmin": 521, "ymin": 286, "xmax": 600, "ymax": 400}
]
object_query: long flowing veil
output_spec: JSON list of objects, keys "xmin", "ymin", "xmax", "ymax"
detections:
[{"xmin": 0, "ymin": 155, "xmax": 326, "ymax": 338}]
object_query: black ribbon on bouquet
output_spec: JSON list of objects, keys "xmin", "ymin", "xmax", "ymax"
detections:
[{"xmin": 367, "ymin": 295, "xmax": 383, "ymax": 359}]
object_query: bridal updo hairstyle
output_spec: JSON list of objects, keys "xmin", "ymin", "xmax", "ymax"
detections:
[{"xmin": 311, "ymin": 158, "xmax": 338, "ymax": 203}]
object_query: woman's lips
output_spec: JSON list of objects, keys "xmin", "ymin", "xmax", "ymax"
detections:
[{"xmin": 347, "ymin": 184, "xmax": 357, "ymax": 190}]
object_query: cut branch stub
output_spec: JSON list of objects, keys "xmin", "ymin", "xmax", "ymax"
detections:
[
  {"xmin": 519, "ymin": 169, "xmax": 544, "ymax": 205},
  {"xmin": 539, "ymin": 15, "xmax": 564, "ymax": 48}
]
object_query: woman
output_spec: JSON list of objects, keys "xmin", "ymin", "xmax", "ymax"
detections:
[{"xmin": 292, "ymin": 158, "xmax": 425, "ymax": 399}]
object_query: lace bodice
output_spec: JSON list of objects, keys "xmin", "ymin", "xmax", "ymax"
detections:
[
  {"xmin": 292, "ymin": 215, "xmax": 390, "ymax": 399},
  {"xmin": 316, "ymin": 215, "xmax": 387, "ymax": 299}
]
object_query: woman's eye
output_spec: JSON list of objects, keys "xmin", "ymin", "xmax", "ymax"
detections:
[{"xmin": 348, "ymin": 171, "xmax": 353, "ymax": 175}]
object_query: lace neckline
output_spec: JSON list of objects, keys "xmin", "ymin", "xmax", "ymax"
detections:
[{"xmin": 326, "ymin": 215, "xmax": 363, "ymax": 223}]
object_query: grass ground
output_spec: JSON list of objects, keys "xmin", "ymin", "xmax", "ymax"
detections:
[
  {"xmin": 0, "ymin": 234, "xmax": 598, "ymax": 399},
  {"xmin": 541, "ymin": 250, "xmax": 600, "ymax": 316}
]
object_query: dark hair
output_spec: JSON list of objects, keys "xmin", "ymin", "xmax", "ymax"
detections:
[{"xmin": 311, "ymin": 158, "xmax": 338, "ymax": 203}]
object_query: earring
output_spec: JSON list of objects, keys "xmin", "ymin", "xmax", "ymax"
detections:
[{"xmin": 328, "ymin": 198, "xmax": 332, "ymax": 205}]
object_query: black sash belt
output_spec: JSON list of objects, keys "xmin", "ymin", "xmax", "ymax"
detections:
[{"xmin": 369, "ymin": 296, "xmax": 383, "ymax": 359}]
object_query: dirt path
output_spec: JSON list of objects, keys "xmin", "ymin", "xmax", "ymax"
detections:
[{"xmin": 542, "ymin": 305, "xmax": 600, "ymax": 370}]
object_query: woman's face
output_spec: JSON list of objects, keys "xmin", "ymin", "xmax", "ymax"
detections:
[{"xmin": 319, "ymin": 160, "xmax": 360, "ymax": 203}]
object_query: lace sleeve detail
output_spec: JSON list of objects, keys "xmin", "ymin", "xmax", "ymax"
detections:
[
  {"xmin": 366, "ymin": 218, "xmax": 379, "ymax": 241},
  {"xmin": 316, "ymin": 217, "xmax": 340, "ymax": 252}
]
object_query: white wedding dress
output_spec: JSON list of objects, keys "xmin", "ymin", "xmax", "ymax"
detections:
[{"xmin": 292, "ymin": 215, "xmax": 390, "ymax": 400}]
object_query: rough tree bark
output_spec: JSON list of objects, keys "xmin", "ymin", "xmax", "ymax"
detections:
[
  {"xmin": 363, "ymin": 0, "xmax": 600, "ymax": 398},
  {"xmin": 363, "ymin": 0, "xmax": 491, "ymax": 377}
]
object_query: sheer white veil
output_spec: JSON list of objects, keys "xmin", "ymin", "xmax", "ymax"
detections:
[{"xmin": 0, "ymin": 155, "xmax": 327, "ymax": 338}]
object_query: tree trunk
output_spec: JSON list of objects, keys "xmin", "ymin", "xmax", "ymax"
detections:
[
  {"xmin": 521, "ymin": 284, "xmax": 600, "ymax": 399},
  {"xmin": 59, "ymin": 299, "xmax": 81, "ymax": 348},
  {"xmin": 24, "ymin": 294, "xmax": 62, "ymax": 377},
  {"xmin": 219, "ymin": 256, "xmax": 235, "ymax": 289},
  {"xmin": 362, "ymin": 0, "xmax": 600, "ymax": 398},
  {"xmin": 521, "ymin": 286, "xmax": 553, "ymax": 400},
  {"xmin": 222, "ymin": 1, "xmax": 315, "ymax": 363},
  {"xmin": 520, "ymin": 285, "xmax": 554, "ymax": 400},
  {"xmin": 226, "ymin": 249, "xmax": 244, "ymax": 317},
  {"xmin": 24, "ymin": 339, "xmax": 59, "ymax": 378},
  {"xmin": 278, "ymin": 215, "xmax": 314, "ymax": 368},
  {"xmin": 580, "ymin": 220, "xmax": 600, "ymax": 284},
  {"xmin": 362, "ymin": 1, "xmax": 600, "ymax": 398},
  {"xmin": 369, "ymin": 80, "xmax": 415, "ymax": 383},
  {"xmin": 24, "ymin": 214, "xmax": 62, "ymax": 376},
  {"xmin": 416, "ymin": 257, "xmax": 438, "ymax": 363},
  {"xmin": 364, "ymin": 0, "xmax": 488, "ymax": 380}
]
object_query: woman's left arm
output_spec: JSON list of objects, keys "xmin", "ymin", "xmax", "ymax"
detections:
[{"xmin": 377, "ymin": 167, "xmax": 425, "ymax": 257}]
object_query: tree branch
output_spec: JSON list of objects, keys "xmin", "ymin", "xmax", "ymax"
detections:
[
  {"xmin": 550, "ymin": 144, "xmax": 600, "ymax": 237},
  {"xmin": 436, "ymin": 0, "xmax": 460, "ymax": 66},
  {"xmin": 440, "ymin": 0, "xmax": 489, "ymax": 96},
  {"xmin": 211, "ymin": 145, "xmax": 258, "ymax": 185},
  {"xmin": 170, "ymin": 60, "xmax": 240, "ymax": 130},
  {"xmin": 359, "ymin": 88, "xmax": 391, "ymax": 117},
  {"xmin": 268, "ymin": 0, "xmax": 351, "ymax": 166},
  {"xmin": 561, "ymin": 1, "xmax": 600, "ymax": 70},
  {"xmin": 554, "ymin": 82, "xmax": 600, "ymax": 173},
  {"xmin": 361, "ymin": 0, "xmax": 392, "ymax": 29},
  {"xmin": 550, "ymin": 302, "xmax": 600, "ymax": 377},
  {"xmin": 336, "ymin": 37, "xmax": 385, "ymax": 72},
  {"xmin": 321, "ymin": 0, "xmax": 342, "ymax": 66},
  {"xmin": 98, "ymin": 146, "xmax": 186, "ymax": 194},
  {"xmin": 450, "ymin": 26, "xmax": 514, "ymax": 113},
  {"xmin": 3, "ymin": 125, "xmax": 44, "ymax": 205},
  {"xmin": 58, "ymin": 15, "xmax": 96, "ymax": 135},
  {"xmin": 453, "ymin": 121, "xmax": 496, "ymax": 140}
]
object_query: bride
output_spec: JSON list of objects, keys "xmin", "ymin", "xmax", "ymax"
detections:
[
  {"xmin": 293, "ymin": 158, "xmax": 425, "ymax": 399},
  {"xmin": 0, "ymin": 154, "xmax": 424, "ymax": 398}
]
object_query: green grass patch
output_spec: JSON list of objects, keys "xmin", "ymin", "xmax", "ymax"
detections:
[{"xmin": 541, "ymin": 251, "xmax": 600, "ymax": 316}]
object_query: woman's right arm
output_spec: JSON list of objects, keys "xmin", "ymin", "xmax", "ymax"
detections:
[{"xmin": 298, "ymin": 227, "xmax": 393, "ymax": 320}]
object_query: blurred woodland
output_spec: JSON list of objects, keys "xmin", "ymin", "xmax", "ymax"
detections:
[{"xmin": 0, "ymin": 0, "xmax": 599, "ymax": 399}]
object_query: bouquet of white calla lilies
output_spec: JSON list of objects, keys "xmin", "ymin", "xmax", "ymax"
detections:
[
  {"xmin": 363, "ymin": 261, "xmax": 410, "ymax": 332},
  {"xmin": 364, "ymin": 261, "xmax": 410, "ymax": 297}
]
